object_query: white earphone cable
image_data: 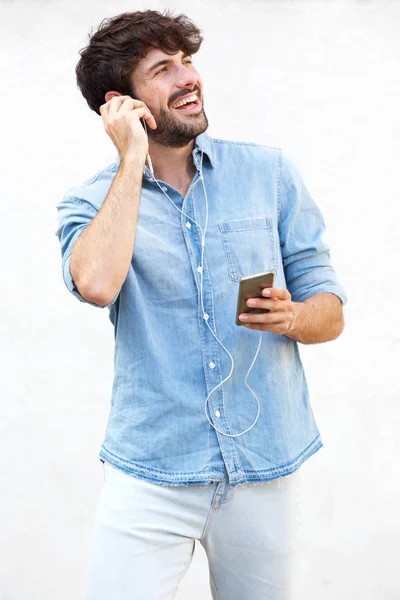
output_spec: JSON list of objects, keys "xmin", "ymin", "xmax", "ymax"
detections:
[{"xmin": 143, "ymin": 131, "xmax": 262, "ymax": 437}]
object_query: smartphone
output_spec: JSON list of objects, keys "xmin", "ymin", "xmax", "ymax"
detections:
[{"xmin": 236, "ymin": 271, "xmax": 275, "ymax": 326}]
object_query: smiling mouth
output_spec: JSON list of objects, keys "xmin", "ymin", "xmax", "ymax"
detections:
[{"xmin": 171, "ymin": 93, "xmax": 201, "ymax": 111}]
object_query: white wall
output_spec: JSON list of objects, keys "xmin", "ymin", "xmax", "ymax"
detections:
[{"xmin": 0, "ymin": 1, "xmax": 399, "ymax": 598}]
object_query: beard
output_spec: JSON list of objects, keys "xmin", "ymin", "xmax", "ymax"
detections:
[{"xmin": 145, "ymin": 88, "xmax": 209, "ymax": 148}]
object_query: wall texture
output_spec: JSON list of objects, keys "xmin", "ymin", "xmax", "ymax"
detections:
[{"xmin": 0, "ymin": 1, "xmax": 399, "ymax": 599}]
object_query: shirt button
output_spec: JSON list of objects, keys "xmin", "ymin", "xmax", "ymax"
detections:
[
  {"xmin": 197, "ymin": 266, "xmax": 203, "ymax": 273},
  {"xmin": 186, "ymin": 222, "xmax": 192, "ymax": 229},
  {"xmin": 161, "ymin": 186, "xmax": 168, "ymax": 192},
  {"xmin": 203, "ymin": 313, "xmax": 209, "ymax": 321},
  {"xmin": 215, "ymin": 410, "xmax": 221, "ymax": 418},
  {"xmin": 209, "ymin": 361, "xmax": 216, "ymax": 369}
]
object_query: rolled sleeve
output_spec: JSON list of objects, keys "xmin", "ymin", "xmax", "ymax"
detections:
[
  {"xmin": 56, "ymin": 196, "xmax": 119, "ymax": 308},
  {"xmin": 278, "ymin": 152, "xmax": 347, "ymax": 305}
]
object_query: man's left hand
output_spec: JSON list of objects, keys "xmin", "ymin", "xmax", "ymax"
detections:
[{"xmin": 238, "ymin": 287, "xmax": 297, "ymax": 335}]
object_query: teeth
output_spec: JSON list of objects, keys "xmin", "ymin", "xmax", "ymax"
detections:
[{"xmin": 172, "ymin": 94, "xmax": 197, "ymax": 108}]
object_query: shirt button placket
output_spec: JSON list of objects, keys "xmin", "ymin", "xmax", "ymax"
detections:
[
  {"xmin": 207, "ymin": 361, "xmax": 221, "ymax": 421},
  {"xmin": 194, "ymin": 233, "xmax": 222, "ymax": 434}
]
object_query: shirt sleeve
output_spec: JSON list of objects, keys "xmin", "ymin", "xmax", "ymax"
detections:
[
  {"xmin": 55, "ymin": 195, "xmax": 119, "ymax": 308},
  {"xmin": 278, "ymin": 151, "xmax": 347, "ymax": 305}
]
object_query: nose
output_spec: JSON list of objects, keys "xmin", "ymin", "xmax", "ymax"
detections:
[{"xmin": 174, "ymin": 63, "xmax": 199, "ymax": 90}]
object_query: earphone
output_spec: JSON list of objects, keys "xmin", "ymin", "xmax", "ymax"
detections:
[{"xmin": 142, "ymin": 122, "xmax": 263, "ymax": 437}]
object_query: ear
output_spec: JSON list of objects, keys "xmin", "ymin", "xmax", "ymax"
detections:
[{"xmin": 104, "ymin": 90, "xmax": 123, "ymax": 103}]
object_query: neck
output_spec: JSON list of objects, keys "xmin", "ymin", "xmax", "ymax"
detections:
[{"xmin": 147, "ymin": 138, "xmax": 197, "ymax": 194}]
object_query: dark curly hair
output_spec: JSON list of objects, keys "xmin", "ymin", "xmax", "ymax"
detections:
[{"xmin": 75, "ymin": 10, "xmax": 203, "ymax": 115}]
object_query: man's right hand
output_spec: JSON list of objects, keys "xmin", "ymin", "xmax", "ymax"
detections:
[{"xmin": 100, "ymin": 95, "xmax": 157, "ymax": 162}]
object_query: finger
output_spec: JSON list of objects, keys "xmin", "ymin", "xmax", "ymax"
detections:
[
  {"xmin": 243, "ymin": 323, "xmax": 271, "ymax": 332},
  {"xmin": 100, "ymin": 97, "xmax": 122, "ymax": 120},
  {"xmin": 119, "ymin": 99, "xmax": 157, "ymax": 129},
  {"xmin": 117, "ymin": 98, "xmax": 145, "ymax": 115},
  {"xmin": 108, "ymin": 95, "xmax": 135, "ymax": 118},
  {"xmin": 246, "ymin": 297, "xmax": 282, "ymax": 311},
  {"xmin": 261, "ymin": 287, "xmax": 291, "ymax": 300},
  {"xmin": 239, "ymin": 311, "xmax": 287, "ymax": 324},
  {"xmin": 243, "ymin": 323, "xmax": 287, "ymax": 333},
  {"xmin": 99, "ymin": 101, "xmax": 110, "ymax": 118},
  {"xmin": 131, "ymin": 106, "xmax": 157, "ymax": 130}
]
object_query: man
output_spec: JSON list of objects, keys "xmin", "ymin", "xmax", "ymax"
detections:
[{"xmin": 56, "ymin": 9, "xmax": 347, "ymax": 600}]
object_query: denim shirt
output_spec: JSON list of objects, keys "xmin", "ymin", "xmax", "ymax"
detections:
[{"xmin": 56, "ymin": 132, "xmax": 347, "ymax": 486}]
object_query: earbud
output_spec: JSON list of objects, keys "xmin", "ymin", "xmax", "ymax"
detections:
[{"xmin": 146, "ymin": 153, "xmax": 154, "ymax": 178}]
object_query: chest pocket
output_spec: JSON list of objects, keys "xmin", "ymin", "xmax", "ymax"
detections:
[{"xmin": 218, "ymin": 216, "xmax": 276, "ymax": 283}]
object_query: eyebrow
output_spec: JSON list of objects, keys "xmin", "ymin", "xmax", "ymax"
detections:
[{"xmin": 146, "ymin": 54, "xmax": 190, "ymax": 74}]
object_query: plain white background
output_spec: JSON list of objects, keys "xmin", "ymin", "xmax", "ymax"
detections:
[{"xmin": 0, "ymin": 1, "xmax": 399, "ymax": 598}]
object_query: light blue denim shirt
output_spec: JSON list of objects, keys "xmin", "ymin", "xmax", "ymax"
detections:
[{"xmin": 56, "ymin": 132, "xmax": 347, "ymax": 486}]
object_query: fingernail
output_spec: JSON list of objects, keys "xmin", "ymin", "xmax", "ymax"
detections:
[
  {"xmin": 247, "ymin": 299, "xmax": 256, "ymax": 306},
  {"xmin": 239, "ymin": 314, "xmax": 248, "ymax": 321},
  {"xmin": 262, "ymin": 289, "xmax": 271, "ymax": 296}
]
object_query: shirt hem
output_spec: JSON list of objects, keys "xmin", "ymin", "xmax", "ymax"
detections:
[
  {"xmin": 99, "ymin": 434, "xmax": 323, "ymax": 487},
  {"xmin": 240, "ymin": 434, "xmax": 323, "ymax": 483}
]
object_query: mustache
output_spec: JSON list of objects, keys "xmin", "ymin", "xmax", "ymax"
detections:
[{"xmin": 168, "ymin": 86, "xmax": 201, "ymax": 107}]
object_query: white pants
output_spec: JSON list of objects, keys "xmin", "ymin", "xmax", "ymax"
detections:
[{"xmin": 87, "ymin": 462, "xmax": 302, "ymax": 600}]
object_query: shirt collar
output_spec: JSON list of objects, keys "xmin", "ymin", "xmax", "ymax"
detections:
[
  {"xmin": 118, "ymin": 131, "xmax": 217, "ymax": 179},
  {"xmin": 192, "ymin": 131, "xmax": 217, "ymax": 169}
]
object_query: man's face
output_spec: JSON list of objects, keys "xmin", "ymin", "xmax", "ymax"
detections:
[{"xmin": 131, "ymin": 48, "xmax": 208, "ymax": 147}]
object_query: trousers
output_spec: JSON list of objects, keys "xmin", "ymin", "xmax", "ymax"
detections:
[{"xmin": 86, "ymin": 461, "xmax": 302, "ymax": 600}]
